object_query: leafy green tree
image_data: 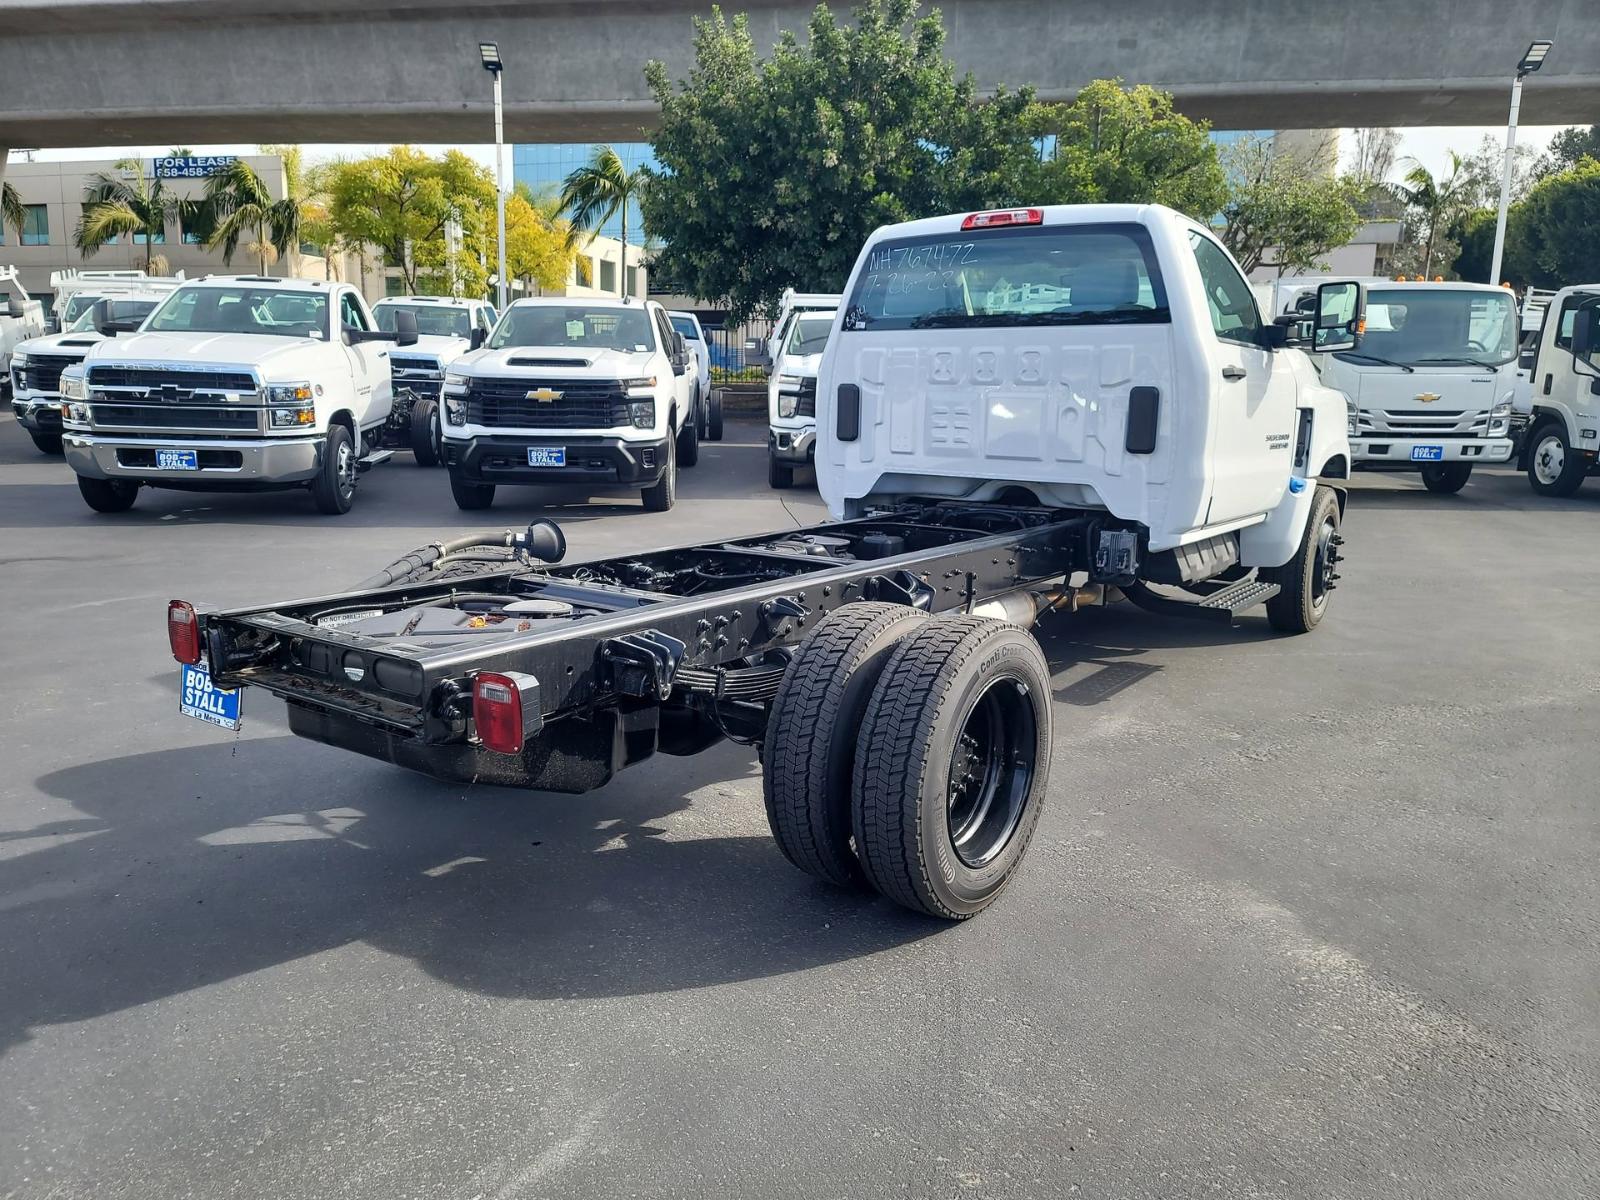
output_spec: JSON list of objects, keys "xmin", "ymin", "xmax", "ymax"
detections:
[
  {"xmin": 642, "ymin": 0, "xmax": 1036, "ymax": 319},
  {"xmin": 507, "ymin": 182, "xmax": 578, "ymax": 294},
  {"xmin": 1390, "ymin": 151, "xmax": 1476, "ymax": 278},
  {"xmin": 1515, "ymin": 156, "xmax": 1600, "ymax": 288},
  {"xmin": 559, "ymin": 146, "xmax": 648, "ymax": 296},
  {"xmin": 1218, "ymin": 136, "xmax": 1362, "ymax": 274},
  {"xmin": 1539, "ymin": 125, "xmax": 1600, "ymax": 176},
  {"xmin": 1020, "ymin": 80, "xmax": 1227, "ymax": 218},
  {"xmin": 1447, "ymin": 208, "xmax": 1500, "ymax": 283},
  {"xmin": 203, "ymin": 154, "xmax": 308, "ymax": 274},
  {"xmin": 73, "ymin": 159, "xmax": 192, "ymax": 273},
  {"xmin": 323, "ymin": 147, "xmax": 497, "ymax": 294}
]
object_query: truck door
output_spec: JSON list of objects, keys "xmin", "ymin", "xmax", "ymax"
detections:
[
  {"xmin": 1538, "ymin": 291, "xmax": 1600, "ymax": 409},
  {"xmin": 339, "ymin": 291, "xmax": 389, "ymax": 429},
  {"xmin": 1186, "ymin": 231, "xmax": 1297, "ymax": 524}
]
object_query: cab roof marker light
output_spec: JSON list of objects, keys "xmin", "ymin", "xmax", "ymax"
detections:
[{"xmin": 961, "ymin": 208, "xmax": 1043, "ymax": 231}]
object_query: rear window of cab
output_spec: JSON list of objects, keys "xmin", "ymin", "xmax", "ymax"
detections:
[{"xmin": 842, "ymin": 222, "xmax": 1168, "ymax": 332}]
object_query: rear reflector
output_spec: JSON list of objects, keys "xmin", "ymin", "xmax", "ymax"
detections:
[
  {"xmin": 961, "ymin": 208, "xmax": 1043, "ymax": 230},
  {"xmin": 168, "ymin": 600, "xmax": 201, "ymax": 665},
  {"xmin": 473, "ymin": 670, "xmax": 541, "ymax": 755}
]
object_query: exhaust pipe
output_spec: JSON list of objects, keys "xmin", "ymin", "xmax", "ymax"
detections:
[{"xmin": 970, "ymin": 583, "xmax": 1108, "ymax": 629}]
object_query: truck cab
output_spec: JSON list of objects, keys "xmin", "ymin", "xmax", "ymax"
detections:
[
  {"xmin": 1309, "ymin": 281, "xmax": 1520, "ymax": 493},
  {"xmin": 10, "ymin": 292, "xmax": 169, "ymax": 455},
  {"xmin": 766, "ymin": 306, "xmax": 835, "ymax": 489},
  {"xmin": 1, "ymin": 266, "xmax": 47, "ymax": 400},
  {"xmin": 59, "ymin": 275, "xmax": 415, "ymax": 515},
  {"xmin": 667, "ymin": 309, "xmax": 713, "ymax": 438},
  {"xmin": 438, "ymin": 296, "xmax": 698, "ymax": 512},
  {"xmin": 765, "ymin": 289, "xmax": 842, "ymax": 369},
  {"xmin": 370, "ymin": 295, "xmax": 497, "ymax": 466},
  {"xmin": 1517, "ymin": 283, "xmax": 1600, "ymax": 496},
  {"xmin": 817, "ymin": 204, "xmax": 1360, "ymax": 629}
]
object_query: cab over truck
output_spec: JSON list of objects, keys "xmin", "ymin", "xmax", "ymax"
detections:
[
  {"xmin": 60, "ymin": 276, "xmax": 418, "ymax": 515},
  {"xmin": 1517, "ymin": 284, "xmax": 1600, "ymax": 497},
  {"xmin": 170, "ymin": 205, "xmax": 1363, "ymax": 921}
]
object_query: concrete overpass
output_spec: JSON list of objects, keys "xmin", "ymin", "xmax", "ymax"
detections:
[{"xmin": 0, "ymin": 0, "xmax": 1594, "ymax": 152}]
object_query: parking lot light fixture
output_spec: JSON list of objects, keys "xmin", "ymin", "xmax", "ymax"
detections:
[
  {"xmin": 1490, "ymin": 39, "xmax": 1553, "ymax": 284},
  {"xmin": 479, "ymin": 42, "xmax": 509, "ymax": 310}
]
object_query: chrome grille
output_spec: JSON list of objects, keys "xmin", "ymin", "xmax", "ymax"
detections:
[
  {"xmin": 88, "ymin": 365, "xmax": 258, "ymax": 393},
  {"xmin": 464, "ymin": 378, "xmax": 631, "ymax": 429},
  {"xmin": 89, "ymin": 403, "xmax": 260, "ymax": 432}
]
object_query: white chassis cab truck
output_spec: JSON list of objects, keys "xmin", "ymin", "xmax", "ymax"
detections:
[
  {"xmin": 1, "ymin": 266, "xmax": 47, "ymax": 399},
  {"xmin": 175, "ymin": 204, "xmax": 1366, "ymax": 924},
  {"xmin": 438, "ymin": 297, "xmax": 699, "ymax": 512},
  {"xmin": 59, "ymin": 275, "xmax": 417, "ymax": 515},
  {"xmin": 371, "ymin": 295, "xmax": 498, "ymax": 467},
  {"xmin": 9, "ymin": 291, "xmax": 173, "ymax": 455},
  {"xmin": 1517, "ymin": 284, "xmax": 1600, "ymax": 496},
  {"xmin": 765, "ymin": 306, "xmax": 836, "ymax": 488},
  {"xmin": 1312, "ymin": 281, "xmax": 1520, "ymax": 493}
]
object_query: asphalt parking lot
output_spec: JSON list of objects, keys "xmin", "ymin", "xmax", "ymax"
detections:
[{"xmin": 2, "ymin": 415, "xmax": 1597, "ymax": 1200}]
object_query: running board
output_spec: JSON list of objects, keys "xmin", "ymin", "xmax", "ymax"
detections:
[
  {"xmin": 357, "ymin": 449, "xmax": 394, "ymax": 472},
  {"xmin": 1122, "ymin": 578, "xmax": 1280, "ymax": 625}
]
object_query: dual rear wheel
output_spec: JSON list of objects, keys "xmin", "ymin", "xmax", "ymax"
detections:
[{"xmin": 763, "ymin": 604, "xmax": 1052, "ymax": 920}]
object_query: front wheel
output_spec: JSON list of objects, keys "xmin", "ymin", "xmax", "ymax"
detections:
[
  {"xmin": 410, "ymin": 398, "xmax": 441, "ymax": 467},
  {"xmin": 30, "ymin": 430, "xmax": 64, "ymax": 456},
  {"xmin": 1527, "ymin": 423, "xmax": 1587, "ymax": 497},
  {"xmin": 677, "ymin": 410, "xmax": 700, "ymax": 468},
  {"xmin": 448, "ymin": 471, "xmax": 496, "ymax": 510},
  {"xmin": 707, "ymin": 388, "xmax": 724, "ymax": 441},
  {"xmin": 1420, "ymin": 462, "xmax": 1472, "ymax": 493},
  {"xmin": 768, "ymin": 456, "xmax": 794, "ymax": 489},
  {"xmin": 77, "ymin": 475, "xmax": 139, "ymax": 513},
  {"xmin": 641, "ymin": 431, "xmax": 677, "ymax": 511},
  {"xmin": 1262, "ymin": 484, "xmax": 1341, "ymax": 634},
  {"xmin": 310, "ymin": 424, "xmax": 357, "ymax": 514}
]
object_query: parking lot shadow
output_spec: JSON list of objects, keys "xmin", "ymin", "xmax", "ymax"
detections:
[{"xmin": 8, "ymin": 735, "xmax": 935, "ymax": 1053}]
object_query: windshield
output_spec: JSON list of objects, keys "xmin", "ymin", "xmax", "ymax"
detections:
[
  {"xmin": 69, "ymin": 299, "xmax": 158, "ymax": 332},
  {"xmin": 786, "ymin": 314, "xmax": 834, "ymax": 356},
  {"xmin": 146, "ymin": 286, "xmax": 329, "ymax": 338},
  {"xmin": 375, "ymin": 303, "xmax": 471, "ymax": 338},
  {"xmin": 669, "ymin": 315, "xmax": 701, "ymax": 340},
  {"xmin": 488, "ymin": 305, "xmax": 657, "ymax": 353},
  {"xmin": 843, "ymin": 224, "xmax": 1168, "ymax": 331},
  {"xmin": 63, "ymin": 294, "xmax": 102, "ymax": 324},
  {"xmin": 1338, "ymin": 288, "xmax": 1519, "ymax": 366}
]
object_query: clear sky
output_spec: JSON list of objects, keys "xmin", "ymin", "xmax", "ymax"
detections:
[{"xmin": 23, "ymin": 126, "xmax": 1569, "ymax": 185}]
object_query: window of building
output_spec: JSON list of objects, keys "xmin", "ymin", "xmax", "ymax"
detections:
[
  {"xmin": 133, "ymin": 227, "xmax": 166, "ymax": 245},
  {"xmin": 599, "ymin": 259, "xmax": 617, "ymax": 293},
  {"xmin": 22, "ymin": 204, "xmax": 49, "ymax": 245},
  {"xmin": 625, "ymin": 265, "xmax": 639, "ymax": 297}
]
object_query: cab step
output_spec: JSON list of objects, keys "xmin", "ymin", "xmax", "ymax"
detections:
[
  {"xmin": 1122, "ymin": 577, "xmax": 1280, "ymax": 625},
  {"xmin": 357, "ymin": 449, "xmax": 394, "ymax": 472}
]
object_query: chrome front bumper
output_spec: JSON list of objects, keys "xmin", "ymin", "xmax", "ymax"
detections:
[
  {"xmin": 769, "ymin": 424, "xmax": 816, "ymax": 464},
  {"xmin": 63, "ymin": 432, "xmax": 325, "ymax": 483}
]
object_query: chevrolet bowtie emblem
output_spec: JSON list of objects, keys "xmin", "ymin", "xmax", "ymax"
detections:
[
  {"xmin": 1415, "ymin": 392, "xmax": 1441, "ymax": 404},
  {"xmin": 527, "ymin": 388, "xmax": 563, "ymax": 402}
]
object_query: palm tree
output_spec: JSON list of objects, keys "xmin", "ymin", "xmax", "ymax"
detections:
[
  {"xmin": 203, "ymin": 154, "xmax": 306, "ymax": 275},
  {"xmin": 1393, "ymin": 151, "xmax": 1474, "ymax": 278},
  {"xmin": 74, "ymin": 159, "xmax": 185, "ymax": 273},
  {"xmin": 558, "ymin": 145, "xmax": 649, "ymax": 297},
  {"xmin": 2, "ymin": 180, "xmax": 23, "ymax": 243}
]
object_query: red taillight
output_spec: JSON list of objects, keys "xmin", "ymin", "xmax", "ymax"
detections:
[
  {"xmin": 961, "ymin": 207, "xmax": 1043, "ymax": 231},
  {"xmin": 473, "ymin": 672, "xmax": 526, "ymax": 755},
  {"xmin": 168, "ymin": 600, "xmax": 201, "ymax": 665}
]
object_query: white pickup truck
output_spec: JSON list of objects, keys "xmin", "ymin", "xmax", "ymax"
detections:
[
  {"xmin": 1, "ymin": 266, "xmax": 47, "ymax": 400},
  {"xmin": 10, "ymin": 291, "xmax": 171, "ymax": 454},
  {"xmin": 60, "ymin": 275, "xmax": 416, "ymax": 514},
  {"xmin": 765, "ymin": 306, "xmax": 835, "ymax": 488},
  {"xmin": 371, "ymin": 295, "xmax": 498, "ymax": 466},
  {"xmin": 1517, "ymin": 283, "xmax": 1600, "ymax": 496},
  {"xmin": 438, "ymin": 296, "xmax": 699, "ymax": 512}
]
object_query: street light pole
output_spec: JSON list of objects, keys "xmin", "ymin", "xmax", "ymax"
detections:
[
  {"xmin": 481, "ymin": 42, "xmax": 508, "ymax": 311},
  {"xmin": 1490, "ymin": 39, "xmax": 1552, "ymax": 286}
]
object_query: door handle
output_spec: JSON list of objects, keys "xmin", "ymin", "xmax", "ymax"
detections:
[{"xmin": 1221, "ymin": 365, "xmax": 1247, "ymax": 381}]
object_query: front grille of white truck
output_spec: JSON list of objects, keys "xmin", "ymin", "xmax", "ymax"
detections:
[
  {"xmin": 1355, "ymin": 409, "xmax": 1489, "ymax": 437},
  {"xmin": 464, "ymin": 379, "xmax": 632, "ymax": 429},
  {"xmin": 17, "ymin": 353, "xmax": 81, "ymax": 393}
]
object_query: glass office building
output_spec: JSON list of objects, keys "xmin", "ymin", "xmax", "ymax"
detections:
[{"xmin": 512, "ymin": 143, "xmax": 657, "ymax": 246}]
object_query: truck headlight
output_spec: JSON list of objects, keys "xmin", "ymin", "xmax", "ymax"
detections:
[
  {"xmin": 444, "ymin": 392, "xmax": 467, "ymax": 426},
  {"xmin": 778, "ymin": 394, "xmax": 798, "ymax": 419},
  {"xmin": 624, "ymin": 376, "xmax": 657, "ymax": 397},
  {"xmin": 629, "ymin": 399, "xmax": 655, "ymax": 429},
  {"xmin": 1346, "ymin": 403, "xmax": 1358, "ymax": 436},
  {"xmin": 60, "ymin": 370, "xmax": 88, "ymax": 401},
  {"xmin": 265, "ymin": 382, "xmax": 315, "ymax": 427},
  {"xmin": 61, "ymin": 401, "xmax": 90, "ymax": 426},
  {"xmin": 444, "ymin": 371, "xmax": 469, "ymax": 389},
  {"xmin": 1490, "ymin": 398, "xmax": 1513, "ymax": 418},
  {"xmin": 11, "ymin": 352, "xmax": 26, "ymax": 370}
]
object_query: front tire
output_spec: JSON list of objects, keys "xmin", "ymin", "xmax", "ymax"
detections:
[
  {"xmin": 76, "ymin": 475, "xmax": 138, "ymax": 513},
  {"xmin": 1527, "ymin": 423, "xmax": 1587, "ymax": 497},
  {"xmin": 707, "ymin": 388, "xmax": 724, "ymax": 441},
  {"xmin": 677, "ymin": 409, "xmax": 700, "ymax": 468},
  {"xmin": 310, "ymin": 423, "xmax": 357, "ymax": 514},
  {"xmin": 1262, "ymin": 484, "xmax": 1341, "ymax": 634},
  {"xmin": 410, "ymin": 398, "xmax": 441, "ymax": 467},
  {"xmin": 448, "ymin": 471, "xmax": 495, "ymax": 510},
  {"xmin": 30, "ymin": 431, "xmax": 64, "ymax": 456},
  {"xmin": 1420, "ymin": 462, "xmax": 1472, "ymax": 493},
  {"xmin": 852, "ymin": 615, "xmax": 1052, "ymax": 920},
  {"xmin": 764, "ymin": 603, "xmax": 928, "ymax": 889},
  {"xmin": 641, "ymin": 430, "xmax": 677, "ymax": 511},
  {"xmin": 768, "ymin": 456, "xmax": 794, "ymax": 489}
]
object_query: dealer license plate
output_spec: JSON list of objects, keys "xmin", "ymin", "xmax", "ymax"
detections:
[
  {"xmin": 155, "ymin": 448, "xmax": 199, "ymax": 471},
  {"xmin": 527, "ymin": 447, "xmax": 566, "ymax": 467},
  {"xmin": 179, "ymin": 663, "xmax": 242, "ymax": 730},
  {"xmin": 1410, "ymin": 445, "xmax": 1444, "ymax": 462}
]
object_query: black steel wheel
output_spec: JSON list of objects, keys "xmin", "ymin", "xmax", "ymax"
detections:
[
  {"xmin": 1263, "ymin": 484, "xmax": 1341, "ymax": 634},
  {"xmin": 945, "ymin": 676, "xmax": 1038, "ymax": 869}
]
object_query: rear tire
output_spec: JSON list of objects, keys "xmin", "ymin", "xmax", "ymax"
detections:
[
  {"xmin": 768, "ymin": 456, "xmax": 794, "ymax": 489},
  {"xmin": 448, "ymin": 471, "xmax": 495, "ymax": 511},
  {"xmin": 1527, "ymin": 423, "xmax": 1586, "ymax": 497},
  {"xmin": 1420, "ymin": 462, "xmax": 1472, "ymax": 493},
  {"xmin": 707, "ymin": 388, "xmax": 724, "ymax": 441},
  {"xmin": 642, "ymin": 429, "xmax": 677, "ymax": 511},
  {"xmin": 1262, "ymin": 484, "xmax": 1340, "ymax": 634},
  {"xmin": 852, "ymin": 615, "xmax": 1052, "ymax": 920},
  {"xmin": 677, "ymin": 409, "xmax": 700, "ymax": 467},
  {"xmin": 763, "ymin": 603, "xmax": 929, "ymax": 889},
  {"xmin": 410, "ymin": 398, "xmax": 441, "ymax": 467},
  {"xmin": 30, "ymin": 431, "xmax": 64, "ymax": 456},
  {"xmin": 76, "ymin": 475, "xmax": 139, "ymax": 513},
  {"xmin": 310, "ymin": 423, "xmax": 357, "ymax": 514}
]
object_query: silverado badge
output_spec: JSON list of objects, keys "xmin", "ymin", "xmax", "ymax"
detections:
[
  {"xmin": 1414, "ymin": 392, "xmax": 1442, "ymax": 404},
  {"xmin": 527, "ymin": 388, "xmax": 563, "ymax": 403}
]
